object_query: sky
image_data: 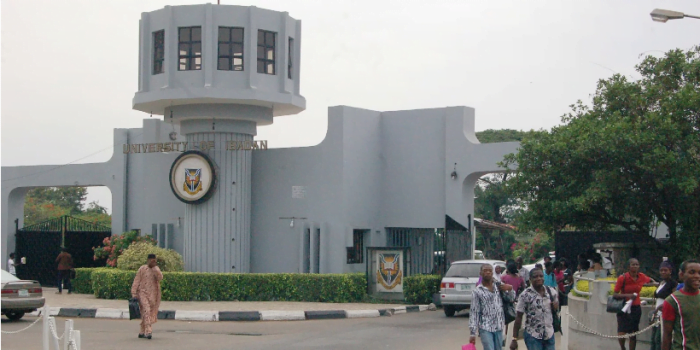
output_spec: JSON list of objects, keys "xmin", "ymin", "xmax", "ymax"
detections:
[{"xmin": 1, "ymin": 0, "xmax": 699, "ymax": 214}]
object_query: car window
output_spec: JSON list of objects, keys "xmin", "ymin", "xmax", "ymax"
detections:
[
  {"xmin": 1, "ymin": 269, "xmax": 19, "ymax": 283},
  {"xmin": 445, "ymin": 263, "xmax": 483, "ymax": 278}
]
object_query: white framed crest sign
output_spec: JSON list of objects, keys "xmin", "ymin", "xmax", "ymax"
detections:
[
  {"xmin": 375, "ymin": 250, "xmax": 404, "ymax": 293},
  {"xmin": 169, "ymin": 151, "xmax": 216, "ymax": 204}
]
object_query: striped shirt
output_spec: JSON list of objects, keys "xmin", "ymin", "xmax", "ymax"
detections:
[{"xmin": 469, "ymin": 282, "xmax": 515, "ymax": 336}]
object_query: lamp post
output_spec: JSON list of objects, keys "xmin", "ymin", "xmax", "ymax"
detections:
[{"xmin": 650, "ymin": 8, "xmax": 700, "ymax": 23}]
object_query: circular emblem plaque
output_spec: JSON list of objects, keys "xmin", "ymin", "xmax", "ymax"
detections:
[{"xmin": 169, "ymin": 151, "xmax": 216, "ymax": 204}]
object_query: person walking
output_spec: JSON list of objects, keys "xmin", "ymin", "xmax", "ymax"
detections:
[
  {"xmin": 469, "ymin": 264, "xmax": 515, "ymax": 350},
  {"xmin": 510, "ymin": 268, "xmax": 559, "ymax": 350},
  {"xmin": 517, "ymin": 257, "xmax": 530, "ymax": 286},
  {"xmin": 662, "ymin": 259, "xmax": 700, "ymax": 350},
  {"xmin": 55, "ymin": 248, "xmax": 73, "ymax": 294},
  {"xmin": 131, "ymin": 254, "xmax": 163, "ymax": 339},
  {"xmin": 7, "ymin": 253, "xmax": 19, "ymax": 276},
  {"xmin": 502, "ymin": 262, "xmax": 527, "ymax": 297},
  {"xmin": 553, "ymin": 260, "xmax": 567, "ymax": 307},
  {"xmin": 543, "ymin": 262, "xmax": 557, "ymax": 289},
  {"xmin": 613, "ymin": 258, "xmax": 657, "ymax": 350},
  {"xmin": 502, "ymin": 262, "xmax": 527, "ymax": 341},
  {"xmin": 651, "ymin": 260, "xmax": 678, "ymax": 350}
]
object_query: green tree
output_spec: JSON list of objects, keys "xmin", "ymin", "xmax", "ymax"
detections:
[
  {"xmin": 24, "ymin": 187, "xmax": 87, "ymax": 215},
  {"xmin": 23, "ymin": 187, "xmax": 111, "ymax": 228},
  {"xmin": 475, "ymin": 129, "xmax": 528, "ymax": 144},
  {"xmin": 23, "ymin": 199, "xmax": 70, "ymax": 226},
  {"xmin": 75, "ymin": 201, "xmax": 111, "ymax": 227},
  {"xmin": 473, "ymin": 129, "xmax": 528, "ymax": 260},
  {"xmin": 504, "ymin": 47, "xmax": 700, "ymax": 261}
]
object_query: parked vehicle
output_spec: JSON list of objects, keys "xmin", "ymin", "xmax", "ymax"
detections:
[
  {"xmin": 439, "ymin": 259, "xmax": 505, "ymax": 317},
  {"xmin": 473, "ymin": 250, "xmax": 485, "ymax": 260},
  {"xmin": 1, "ymin": 269, "xmax": 45, "ymax": 321}
]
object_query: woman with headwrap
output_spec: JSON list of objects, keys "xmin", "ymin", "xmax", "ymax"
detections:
[{"xmin": 650, "ymin": 260, "xmax": 677, "ymax": 350}]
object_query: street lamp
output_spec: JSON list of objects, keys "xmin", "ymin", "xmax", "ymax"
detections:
[{"xmin": 650, "ymin": 8, "xmax": 700, "ymax": 23}]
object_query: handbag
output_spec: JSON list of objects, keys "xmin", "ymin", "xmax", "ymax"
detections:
[
  {"xmin": 545, "ymin": 286, "xmax": 563, "ymax": 334},
  {"xmin": 606, "ymin": 274, "xmax": 627, "ymax": 313},
  {"xmin": 461, "ymin": 344, "xmax": 476, "ymax": 350},
  {"xmin": 498, "ymin": 282, "xmax": 517, "ymax": 325},
  {"xmin": 129, "ymin": 298, "xmax": 141, "ymax": 320}
]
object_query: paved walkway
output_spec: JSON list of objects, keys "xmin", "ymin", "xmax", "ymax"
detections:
[
  {"xmin": 43, "ymin": 288, "xmax": 404, "ymax": 311},
  {"xmin": 38, "ymin": 288, "xmax": 427, "ymax": 322}
]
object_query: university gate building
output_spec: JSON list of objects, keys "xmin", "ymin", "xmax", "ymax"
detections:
[{"xmin": 1, "ymin": 4, "xmax": 518, "ymax": 277}]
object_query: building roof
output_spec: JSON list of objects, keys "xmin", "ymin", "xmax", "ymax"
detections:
[{"xmin": 474, "ymin": 218, "xmax": 516, "ymax": 231}]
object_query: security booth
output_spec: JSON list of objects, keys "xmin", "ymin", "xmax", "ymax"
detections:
[{"xmin": 366, "ymin": 247, "xmax": 410, "ymax": 301}]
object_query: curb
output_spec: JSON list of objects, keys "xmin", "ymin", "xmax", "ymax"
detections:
[{"xmin": 29, "ymin": 305, "xmax": 431, "ymax": 322}]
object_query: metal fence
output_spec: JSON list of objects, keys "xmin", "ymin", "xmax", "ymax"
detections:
[{"xmin": 15, "ymin": 216, "xmax": 111, "ymax": 286}]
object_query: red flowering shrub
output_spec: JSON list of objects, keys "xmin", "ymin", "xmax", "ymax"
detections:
[
  {"xmin": 93, "ymin": 231, "xmax": 156, "ymax": 267},
  {"xmin": 511, "ymin": 231, "xmax": 553, "ymax": 264}
]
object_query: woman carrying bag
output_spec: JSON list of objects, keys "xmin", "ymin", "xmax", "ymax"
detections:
[{"xmin": 612, "ymin": 258, "xmax": 657, "ymax": 350}]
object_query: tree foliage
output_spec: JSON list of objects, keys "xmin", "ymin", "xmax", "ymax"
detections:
[
  {"xmin": 117, "ymin": 242, "xmax": 184, "ymax": 272},
  {"xmin": 93, "ymin": 231, "xmax": 157, "ymax": 267},
  {"xmin": 476, "ymin": 129, "xmax": 528, "ymax": 144},
  {"xmin": 23, "ymin": 187, "xmax": 111, "ymax": 227},
  {"xmin": 473, "ymin": 129, "xmax": 533, "ymax": 260},
  {"xmin": 25, "ymin": 187, "xmax": 87, "ymax": 214},
  {"xmin": 504, "ymin": 47, "xmax": 700, "ymax": 261}
]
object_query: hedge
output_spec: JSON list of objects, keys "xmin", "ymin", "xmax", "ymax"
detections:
[
  {"xmin": 73, "ymin": 268, "xmax": 366, "ymax": 302},
  {"xmin": 572, "ymin": 278, "xmax": 655, "ymax": 299},
  {"xmin": 404, "ymin": 274, "xmax": 441, "ymax": 304},
  {"xmin": 73, "ymin": 268, "xmax": 99, "ymax": 294}
]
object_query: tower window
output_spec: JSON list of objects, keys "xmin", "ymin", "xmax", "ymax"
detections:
[
  {"xmin": 152, "ymin": 30, "xmax": 164, "ymax": 75},
  {"xmin": 257, "ymin": 30, "xmax": 276, "ymax": 75},
  {"xmin": 178, "ymin": 26, "xmax": 202, "ymax": 71},
  {"xmin": 218, "ymin": 27, "xmax": 244, "ymax": 71},
  {"xmin": 288, "ymin": 37, "xmax": 293, "ymax": 79}
]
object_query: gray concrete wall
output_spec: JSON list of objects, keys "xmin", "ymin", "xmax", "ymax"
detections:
[
  {"xmin": 122, "ymin": 119, "xmax": 186, "ymax": 253},
  {"xmin": 250, "ymin": 107, "xmax": 344, "ymax": 273},
  {"xmin": 381, "ymin": 108, "xmax": 446, "ymax": 229},
  {"xmin": 3, "ymin": 105, "xmax": 520, "ymax": 274}
]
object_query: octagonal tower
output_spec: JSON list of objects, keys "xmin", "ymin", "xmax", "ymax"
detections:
[{"xmin": 133, "ymin": 3, "xmax": 305, "ymax": 273}]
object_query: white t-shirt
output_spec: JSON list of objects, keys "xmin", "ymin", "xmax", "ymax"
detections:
[
  {"xmin": 519, "ymin": 267, "xmax": 530, "ymax": 282},
  {"xmin": 602, "ymin": 257, "xmax": 613, "ymax": 270},
  {"xmin": 655, "ymin": 282, "xmax": 666, "ymax": 310},
  {"xmin": 8, "ymin": 258, "xmax": 16, "ymax": 275}
]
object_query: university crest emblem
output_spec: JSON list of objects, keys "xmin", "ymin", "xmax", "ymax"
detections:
[
  {"xmin": 377, "ymin": 253, "xmax": 402, "ymax": 290},
  {"xmin": 169, "ymin": 151, "xmax": 216, "ymax": 204},
  {"xmin": 183, "ymin": 168, "xmax": 203, "ymax": 195}
]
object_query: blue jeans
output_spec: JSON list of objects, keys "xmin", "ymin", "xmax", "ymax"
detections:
[
  {"xmin": 524, "ymin": 331, "xmax": 555, "ymax": 350},
  {"xmin": 479, "ymin": 329, "xmax": 503, "ymax": 350}
]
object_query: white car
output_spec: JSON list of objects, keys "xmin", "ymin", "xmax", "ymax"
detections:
[
  {"xmin": 439, "ymin": 259, "xmax": 506, "ymax": 317},
  {"xmin": 1, "ymin": 269, "xmax": 45, "ymax": 321}
]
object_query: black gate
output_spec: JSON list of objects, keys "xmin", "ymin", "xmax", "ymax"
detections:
[
  {"xmin": 385, "ymin": 216, "xmax": 472, "ymax": 276},
  {"xmin": 15, "ymin": 216, "xmax": 111, "ymax": 286}
]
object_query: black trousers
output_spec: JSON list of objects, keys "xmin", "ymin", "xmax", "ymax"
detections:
[{"xmin": 57, "ymin": 270, "xmax": 72, "ymax": 292}]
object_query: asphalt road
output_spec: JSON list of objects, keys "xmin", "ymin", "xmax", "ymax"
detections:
[{"xmin": 1, "ymin": 310, "xmax": 545, "ymax": 350}]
